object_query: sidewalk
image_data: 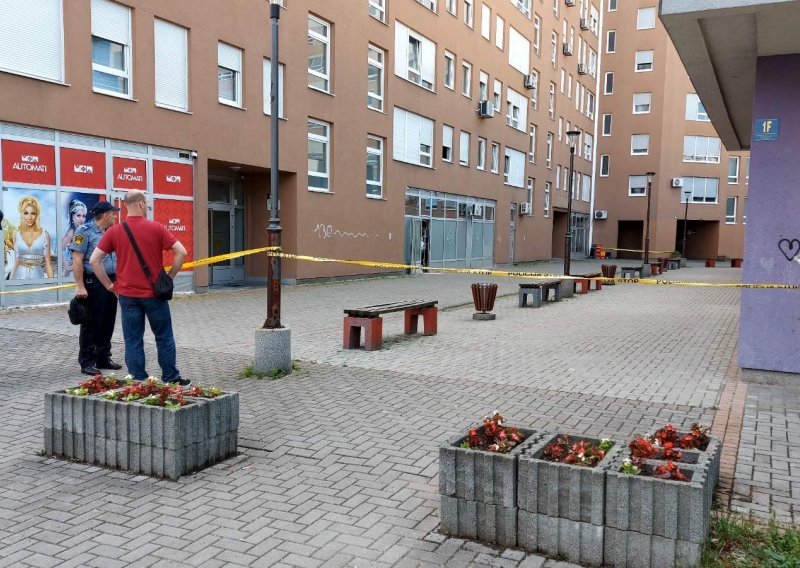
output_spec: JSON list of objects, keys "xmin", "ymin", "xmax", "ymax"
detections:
[{"xmin": 0, "ymin": 259, "xmax": 790, "ymax": 566}]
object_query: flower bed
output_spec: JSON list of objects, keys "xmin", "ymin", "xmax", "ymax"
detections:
[{"xmin": 44, "ymin": 376, "xmax": 238, "ymax": 480}]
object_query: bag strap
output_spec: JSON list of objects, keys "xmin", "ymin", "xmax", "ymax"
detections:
[{"xmin": 122, "ymin": 221, "xmax": 154, "ymax": 282}]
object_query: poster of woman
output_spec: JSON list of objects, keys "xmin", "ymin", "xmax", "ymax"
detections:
[
  {"xmin": 60, "ymin": 192, "xmax": 101, "ymax": 278},
  {"xmin": 2, "ymin": 188, "xmax": 57, "ymax": 280}
]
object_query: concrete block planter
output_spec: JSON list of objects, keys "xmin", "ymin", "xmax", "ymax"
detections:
[{"xmin": 44, "ymin": 387, "xmax": 238, "ymax": 480}]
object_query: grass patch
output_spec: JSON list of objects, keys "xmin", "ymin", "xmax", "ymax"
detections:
[
  {"xmin": 701, "ymin": 514, "xmax": 800, "ymax": 567},
  {"xmin": 239, "ymin": 359, "xmax": 300, "ymax": 380}
]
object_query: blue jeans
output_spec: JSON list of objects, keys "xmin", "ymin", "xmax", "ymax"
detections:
[{"xmin": 118, "ymin": 295, "xmax": 181, "ymax": 382}]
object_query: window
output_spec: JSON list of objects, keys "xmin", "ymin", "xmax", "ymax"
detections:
[
  {"xmin": 602, "ymin": 113, "xmax": 612, "ymax": 136},
  {"xmin": 367, "ymin": 45, "xmax": 385, "ymax": 111},
  {"xmin": 685, "ymin": 94, "xmax": 710, "ymax": 121},
  {"xmin": 556, "ymin": 165, "xmax": 561, "ymax": 188},
  {"xmin": 633, "ymin": 92, "xmax": 651, "ymax": 114},
  {"xmin": 529, "ymin": 124, "xmax": 537, "ymax": 163},
  {"xmin": 726, "ymin": 197, "xmax": 737, "ymax": 224},
  {"xmin": 527, "ymin": 178, "xmax": 535, "ymax": 214},
  {"xmin": 491, "ymin": 142, "xmax": 500, "ymax": 173},
  {"xmin": 308, "ymin": 16, "xmax": 331, "ymax": 92},
  {"xmin": 504, "ymin": 148, "xmax": 526, "ymax": 187},
  {"xmin": 743, "ymin": 197, "xmax": 748, "ymax": 223},
  {"xmin": 154, "ymin": 19, "xmax": 188, "ymax": 111},
  {"xmin": 509, "ymin": 27, "xmax": 531, "ymax": 74},
  {"xmin": 0, "ymin": 0, "xmax": 64, "ymax": 83},
  {"xmin": 600, "ymin": 154, "xmax": 610, "ymax": 176},
  {"xmin": 629, "ymin": 175, "xmax": 646, "ymax": 196},
  {"xmin": 369, "ymin": 0, "xmax": 386, "ymax": 22},
  {"xmin": 396, "ymin": 23, "xmax": 435, "ymax": 90},
  {"xmin": 631, "ymin": 134, "xmax": 649, "ymax": 155},
  {"xmin": 606, "ymin": 30, "xmax": 616, "ymax": 53},
  {"xmin": 477, "ymin": 137, "xmax": 487, "ymax": 169},
  {"xmin": 481, "ymin": 4, "xmax": 491, "ymax": 39},
  {"xmin": 681, "ymin": 177, "xmax": 719, "ymax": 203},
  {"xmin": 417, "ymin": 0, "xmax": 437, "ymax": 12},
  {"xmin": 544, "ymin": 182, "xmax": 551, "ymax": 216},
  {"xmin": 728, "ymin": 156, "xmax": 740, "ymax": 184},
  {"xmin": 366, "ymin": 136, "xmax": 384, "ymax": 197},
  {"xmin": 496, "ymin": 16, "xmax": 505, "ymax": 49},
  {"xmin": 393, "ymin": 107, "xmax": 435, "ymax": 167},
  {"xmin": 637, "ymin": 7, "xmax": 657, "ymax": 30},
  {"xmin": 459, "ymin": 131, "xmax": 470, "ymax": 165},
  {"xmin": 506, "ymin": 88, "xmax": 528, "ymax": 131},
  {"xmin": 582, "ymin": 174, "xmax": 591, "ymax": 201},
  {"xmin": 461, "ymin": 61, "xmax": 472, "ymax": 96},
  {"xmin": 514, "ymin": 0, "xmax": 532, "ymax": 17},
  {"xmin": 444, "ymin": 51, "xmax": 455, "ymax": 89},
  {"xmin": 218, "ymin": 42, "xmax": 242, "ymax": 106},
  {"xmin": 608, "ymin": 0, "xmax": 617, "ymax": 10},
  {"xmin": 479, "ymin": 71, "xmax": 489, "ymax": 101},
  {"xmin": 546, "ymin": 132, "xmax": 553, "ymax": 168},
  {"xmin": 442, "ymin": 125, "xmax": 454, "ymax": 161},
  {"xmin": 683, "ymin": 136, "xmax": 721, "ymax": 163},
  {"xmin": 447, "ymin": 0, "xmax": 457, "ymax": 14},
  {"xmin": 308, "ymin": 119, "xmax": 330, "ymax": 191},
  {"xmin": 588, "ymin": 49, "xmax": 597, "ymax": 77},
  {"xmin": 464, "ymin": 0, "xmax": 474, "ymax": 26},
  {"xmin": 91, "ymin": 0, "xmax": 132, "ymax": 96},
  {"xmin": 493, "ymin": 80, "xmax": 502, "ymax": 113},
  {"xmin": 583, "ymin": 133, "xmax": 593, "ymax": 160},
  {"xmin": 560, "ymin": 68, "xmax": 565, "ymax": 93},
  {"xmin": 533, "ymin": 15, "xmax": 541, "ymax": 54},
  {"xmin": 745, "ymin": 157, "xmax": 750, "ymax": 184},
  {"xmin": 263, "ymin": 58, "xmax": 285, "ymax": 117},
  {"xmin": 585, "ymin": 91, "xmax": 595, "ymax": 118},
  {"xmin": 551, "ymin": 32, "xmax": 558, "ymax": 68},
  {"xmin": 635, "ymin": 50, "xmax": 654, "ymax": 72},
  {"xmin": 558, "ymin": 117, "xmax": 563, "ymax": 141},
  {"xmin": 529, "ymin": 70, "xmax": 539, "ymax": 109},
  {"xmin": 548, "ymin": 82, "xmax": 556, "ymax": 119},
  {"xmin": 604, "ymin": 72, "xmax": 614, "ymax": 95},
  {"xmin": 567, "ymin": 74, "xmax": 572, "ymax": 98},
  {"xmin": 553, "ymin": 0, "xmax": 559, "ymax": 16}
]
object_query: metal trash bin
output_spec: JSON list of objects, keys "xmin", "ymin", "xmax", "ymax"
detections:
[{"xmin": 471, "ymin": 283, "xmax": 498, "ymax": 320}]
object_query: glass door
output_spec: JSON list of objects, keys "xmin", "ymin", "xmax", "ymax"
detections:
[{"xmin": 207, "ymin": 179, "xmax": 245, "ymax": 286}]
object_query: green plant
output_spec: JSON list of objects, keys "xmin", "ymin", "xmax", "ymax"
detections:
[
  {"xmin": 621, "ymin": 458, "xmax": 641, "ymax": 475},
  {"xmin": 239, "ymin": 363, "xmax": 287, "ymax": 380},
  {"xmin": 672, "ymin": 250, "xmax": 682, "ymax": 258},
  {"xmin": 701, "ymin": 514, "xmax": 800, "ymax": 567}
]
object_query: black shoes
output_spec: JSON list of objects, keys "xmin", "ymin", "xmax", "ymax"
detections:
[
  {"xmin": 169, "ymin": 378, "xmax": 191, "ymax": 387},
  {"xmin": 97, "ymin": 360, "xmax": 123, "ymax": 370},
  {"xmin": 81, "ymin": 365, "xmax": 101, "ymax": 376}
]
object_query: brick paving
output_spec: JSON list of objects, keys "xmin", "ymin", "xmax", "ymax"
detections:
[{"xmin": 0, "ymin": 259, "xmax": 788, "ymax": 566}]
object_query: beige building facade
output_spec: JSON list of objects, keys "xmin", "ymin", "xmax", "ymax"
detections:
[
  {"xmin": 592, "ymin": 0, "xmax": 749, "ymax": 261},
  {"xmin": 0, "ymin": 0, "xmax": 603, "ymax": 305}
]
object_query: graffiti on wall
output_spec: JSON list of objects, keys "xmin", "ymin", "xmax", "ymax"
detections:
[
  {"xmin": 314, "ymin": 224, "xmax": 378, "ymax": 240},
  {"xmin": 778, "ymin": 238, "xmax": 800, "ymax": 261}
]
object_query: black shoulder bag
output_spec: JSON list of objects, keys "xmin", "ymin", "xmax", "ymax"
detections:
[{"xmin": 122, "ymin": 222, "xmax": 174, "ymax": 301}]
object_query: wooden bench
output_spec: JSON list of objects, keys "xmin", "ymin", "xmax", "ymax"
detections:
[
  {"xmin": 518, "ymin": 279, "xmax": 564, "ymax": 308},
  {"xmin": 343, "ymin": 300, "xmax": 438, "ymax": 351},
  {"xmin": 620, "ymin": 266, "xmax": 643, "ymax": 279},
  {"xmin": 572, "ymin": 272, "xmax": 602, "ymax": 293}
]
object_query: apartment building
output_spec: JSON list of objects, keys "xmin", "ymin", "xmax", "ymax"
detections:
[
  {"xmin": 0, "ymin": 0, "xmax": 599, "ymax": 306},
  {"xmin": 592, "ymin": 0, "xmax": 749, "ymax": 261}
]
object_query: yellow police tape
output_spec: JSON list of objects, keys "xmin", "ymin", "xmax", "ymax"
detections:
[{"xmin": 2, "ymin": 246, "xmax": 800, "ymax": 295}]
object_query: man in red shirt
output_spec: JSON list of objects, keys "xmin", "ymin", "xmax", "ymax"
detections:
[{"xmin": 90, "ymin": 190, "xmax": 188, "ymax": 385}]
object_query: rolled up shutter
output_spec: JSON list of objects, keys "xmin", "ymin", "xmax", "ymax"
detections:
[
  {"xmin": 0, "ymin": 0, "xmax": 63, "ymax": 82},
  {"xmin": 91, "ymin": 0, "xmax": 130, "ymax": 44},
  {"xmin": 155, "ymin": 19, "xmax": 188, "ymax": 111}
]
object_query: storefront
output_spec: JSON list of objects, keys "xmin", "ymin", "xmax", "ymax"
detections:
[
  {"xmin": 404, "ymin": 188, "xmax": 496, "ymax": 269},
  {"xmin": 0, "ymin": 122, "xmax": 195, "ymax": 308}
]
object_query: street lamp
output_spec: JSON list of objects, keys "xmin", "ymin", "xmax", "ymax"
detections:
[
  {"xmin": 644, "ymin": 171, "xmax": 656, "ymax": 266},
  {"xmin": 682, "ymin": 188, "xmax": 691, "ymax": 258},
  {"xmin": 564, "ymin": 130, "xmax": 581, "ymax": 276},
  {"xmin": 264, "ymin": 0, "xmax": 283, "ymax": 330}
]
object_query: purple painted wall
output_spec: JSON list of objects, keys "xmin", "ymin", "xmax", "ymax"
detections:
[{"xmin": 739, "ymin": 55, "xmax": 800, "ymax": 373}]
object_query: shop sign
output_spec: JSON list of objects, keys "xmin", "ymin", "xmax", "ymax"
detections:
[
  {"xmin": 112, "ymin": 157, "xmax": 147, "ymax": 190},
  {"xmin": 60, "ymin": 148, "xmax": 106, "ymax": 189},
  {"xmin": 153, "ymin": 199, "xmax": 194, "ymax": 267},
  {"xmin": 153, "ymin": 161, "xmax": 193, "ymax": 197},
  {"xmin": 1, "ymin": 140, "xmax": 56, "ymax": 185}
]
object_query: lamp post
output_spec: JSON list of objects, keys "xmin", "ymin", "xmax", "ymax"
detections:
[
  {"xmin": 682, "ymin": 188, "xmax": 691, "ymax": 258},
  {"xmin": 564, "ymin": 130, "xmax": 581, "ymax": 276},
  {"xmin": 644, "ymin": 171, "xmax": 656, "ymax": 266},
  {"xmin": 264, "ymin": 0, "xmax": 283, "ymax": 330}
]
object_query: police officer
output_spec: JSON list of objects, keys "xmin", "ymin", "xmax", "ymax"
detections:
[{"xmin": 69, "ymin": 202, "xmax": 122, "ymax": 375}]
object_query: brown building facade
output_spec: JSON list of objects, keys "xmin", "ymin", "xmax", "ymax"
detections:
[{"xmin": 592, "ymin": 0, "xmax": 749, "ymax": 261}]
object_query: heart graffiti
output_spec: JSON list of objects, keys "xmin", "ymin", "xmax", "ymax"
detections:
[{"xmin": 778, "ymin": 238, "xmax": 800, "ymax": 261}]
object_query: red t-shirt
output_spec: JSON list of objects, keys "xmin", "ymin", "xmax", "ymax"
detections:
[{"xmin": 98, "ymin": 216, "xmax": 178, "ymax": 298}]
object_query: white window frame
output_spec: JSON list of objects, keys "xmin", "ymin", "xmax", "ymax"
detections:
[
  {"xmin": 530, "ymin": 70, "xmax": 539, "ymax": 110},
  {"xmin": 367, "ymin": 44, "xmax": 385, "ymax": 111},
  {"xmin": 369, "ymin": 0, "xmax": 386, "ymax": 22},
  {"xmin": 91, "ymin": 0, "xmax": 133, "ymax": 98},
  {"xmin": 493, "ymin": 79, "xmax": 503, "ymax": 113},
  {"xmin": 393, "ymin": 107, "xmax": 434, "ymax": 168},
  {"xmin": 631, "ymin": 134, "xmax": 650, "ymax": 155},
  {"xmin": 462, "ymin": 60, "xmax": 472, "ymax": 97},
  {"xmin": 308, "ymin": 15, "xmax": 331, "ymax": 92},
  {"xmin": 606, "ymin": 30, "xmax": 616, "ymax": 53},
  {"xmin": 633, "ymin": 92, "xmax": 651, "ymax": 114},
  {"xmin": 263, "ymin": 57, "xmax": 285, "ymax": 117},
  {"xmin": 0, "ymin": 0, "xmax": 64, "ymax": 84},
  {"xmin": 447, "ymin": 0, "xmax": 457, "ymax": 15},
  {"xmin": 444, "ymin": 51, "xmax": 456, "ymax": 90},
  {"xmin": 496, "ymin": 15, "xmax": 505, "ymax": 49},
  {"xmin": 481, "ymin": 4, "xmax": 491, "ymax": 39},
  {"xmin": 464, "ymin": 0, "xmax": 474, "ymax": 27},
  {"xmin": 604, "ymin": 71, "xmax": 614, "ymax": 95},
  {"xmin": 548, "ymin": 82, "xmax": 556, "ymax": 119},
  {"xmin": 629, "ymin": 175, "xmax": 647, "ymax": 197},
  {"xmin": 600, "ymin": 154, "xmax": 610, "ymax": 177},
  {"xmin": 477, "ymin": 137, "xmax": 487, "ymax": 170},
  {"xmin": 602, "ymin": 113, "xmax": 612, "ymax": 136},
  {"xmin": 726, "ymin": 196, "xmax": 737, "ymax": 224},
  {"xmin": 635, "ymin": 50, "xmax": 654, "ymax": 72},
  {"xmin": 546, "ymin": 132, "xmax": 553, "ymax": 168},
  {"xmin": 514, "ymin": 0, "xmax": 532, "ymax": 17},
  {"xmin": 479, "ymin": 70, "xmax": 489, "ymax": 101},
  {"xmin": 366, "ymin": 135, "xmax": 384, "ymax": 198},
  {"xmin": 583, "ymin": 132, "xmax": 593, "ymax": 160},
  {"xmin": 529, "ymin": 124, "xmax": 537, "ymax": 163},
  {"xmin": 683, "ymin": 135, "xmax": 721, "ymax": 164},
  {"xmin": 544, "ymin": 181, "xmax": 551, "ymax": 216},
  {"xmin": 155, "ymin": 19, "xmax": 189, "ymax": 112},
  {"xmin": 442, "ymin": 124, "xmax": 454, "ymax": 162},
  {"xmin": 608, "ymin": 0, "xmax": 617, "ymax": 10},
  {"xmin": 218, "ymin": 42, "xmax": 243, "ymax": 107},
  {"xmin": 417, "ymin": 0, "xmax": 437, "ymax": 12},
  {"xmin": 685, "ymin": 94, "xmax": 710, "ymax": 121},
  {"xmin": 533, "ymin": 14, "xmax": 541, "ymax": 54},
  {"xmin": 491, "ymin": 142, "xmax": 500, "ymax": 173},
  {"xmin": 556, "ymin": 164, "xmax": 561, "ymax": 188},
  {"xmin": 551, "ymin": 32, "xmax": 558, "ymax": 68},
  {"xmin": 637, "ymin": 7, "xmax": 657, "ymax": 30},
  {"xmin": 728, "ymin": 156, "xmax": 740, "ymax": 184},
  {"xmin": 682, "ymin": 177, "xmax": 720, "ymax": 204},
  {"xmin": 308, "ymin": 118, "xmax": 331, "ymax": 192},
  {"xmin": 585, "ymin": 91, "xmax": 595, "ymax": 118},
  {"xmin": 459, "ymin": 131, "xmax": 471, "ymax": 166},
  {"xmin": 527, "ymin": 178, "xmax": 535, "ymax": 214}
]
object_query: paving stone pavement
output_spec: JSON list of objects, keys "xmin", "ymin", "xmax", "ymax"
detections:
[{"xmin": 0, "ymin": 258, "xmax": 784, "ymax": 567}]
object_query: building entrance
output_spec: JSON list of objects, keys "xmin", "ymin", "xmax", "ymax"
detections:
[{"xmin": 207, "ymin": 178, "xmax": 245, "ymax": 285}]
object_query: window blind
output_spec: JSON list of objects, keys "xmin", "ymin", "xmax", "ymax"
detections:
[
  {"xmin": 92, "ymin": 0, "xmax": 131, "ymax": 44},
  {"xmin": 0, "ymin": 0, "xmax": 63, "ymax": 82},
  {"xmin": 508, "ymin": 27, "xmax": 530, "ymax": 74},
  {"xmin": 155, "ymin": 19, "xmax": 188, "ymax": 111},
  {"xmin": 218, "ymin": 42, "xmax": 242, "ymax": 72},
  {"xmin": 504, "ymin": 148, "xmax": 525, "ymax": 188},
  {"xmin": 263, "ymin": 58, "xmax": 285, "ymax": 116}
]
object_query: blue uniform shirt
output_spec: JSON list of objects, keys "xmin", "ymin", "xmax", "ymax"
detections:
[{"xmin": 68, "ymin": 220, "xmax": 116, "ymax": 275}]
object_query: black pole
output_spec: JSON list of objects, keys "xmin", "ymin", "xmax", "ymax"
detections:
[
  {"xmin": 564, "ymin": 145, "xmax": 576, "ymax": 276},
  {"xmin": 264, "ymin": 2, "xmax": 282, "ymax": 329},
  {"xmin": 682, "ymin": 192, "xmax": 690, "ymax": 258},
  {"xmin": 644, "ymin": 177, "xmax": 652, "ymax": 265}
]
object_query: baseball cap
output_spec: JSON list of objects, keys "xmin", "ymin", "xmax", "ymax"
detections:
[{"xmin": 90, "ymin": 202, "xmax": 121, "ymax": 216}]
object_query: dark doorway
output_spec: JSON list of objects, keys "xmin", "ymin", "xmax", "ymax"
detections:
[
  {"xmin": 675, "ymin": 220, "xmax": 719, "ymax": 259},
  {"xmin": 617, "ymin": 220, "xmax": 644, "ymax": 259}
]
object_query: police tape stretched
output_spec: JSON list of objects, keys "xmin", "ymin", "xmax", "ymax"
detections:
[{"xmin": 3, "ymin": 246, "xmax": 800, "ymax": 295}]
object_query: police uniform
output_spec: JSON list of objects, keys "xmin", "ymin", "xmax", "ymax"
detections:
[{"xmin": 68, "ymin": 218, "xmax": 119, "ymax": 372}]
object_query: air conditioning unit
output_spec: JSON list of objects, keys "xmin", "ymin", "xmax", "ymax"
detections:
[
  {"xmin": 580, "ymin": 17, "xmax": 590, "ymax": 30},
  {"xmin": 523, "ymin": 73, "xmax": 537, "ymax": 89},
  {"xmin": 577, "ymin": 64, "xmax": 588, "ymax": 75},
  {"xmin": 470, "ymin": 204, "xmax": 483, "ymax": 217},
  {"xmin": 594, "ymin": 210, "xmax": 608, "ymax": 220},
  {"xmin": 477, "ymin": 100, "xmax": 495, "ymax": 118},
  {"xmin": 565, "ymin": 0, "xmax": 576, "ymax": 6},
  {"xmin": 671, "ymin": 177, "xmax": 684, "ymax": 188},
  {"xmin": 519, "ymin": 202, "xmax": 532, "ymax": 215},
  {"xmin": 562, "ymin": 44, "xmax": 574, "ymax": 56}
]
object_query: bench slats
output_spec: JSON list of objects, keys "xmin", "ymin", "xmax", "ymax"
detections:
[
  {"xmin": 519, "ymin": 279, "xmax": 562, "ymax": 288},
  {"xmin": 345, "ymin": 299, "xmax": 438, "ymax": 317}
]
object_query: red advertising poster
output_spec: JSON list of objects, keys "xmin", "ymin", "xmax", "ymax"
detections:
[
  {"xmin": 60, "ymin": 148, "xmax": 106, "ymax": 189},
  {"xmin": 112, "ymin": 157, "xmax": 147, "ymax": 190},
  {"xmin": 1, "ymin": 140, "xmax": 56, "ymax": 185},
  {"xmin": 153, "ymin": 199, "xmax": 194, "ymax": 269},
  {"xmin": 153, "ymin": 161, "xmax": 193, "ymax": 197}
]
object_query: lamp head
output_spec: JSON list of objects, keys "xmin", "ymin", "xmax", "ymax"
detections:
[
  {"xmin": 646, "ymin": 171, "xmax": 656, "ymax": 183},
  {"xmin": 566, "ymin": 130, "xmax": 581, "ymax": 148}
]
